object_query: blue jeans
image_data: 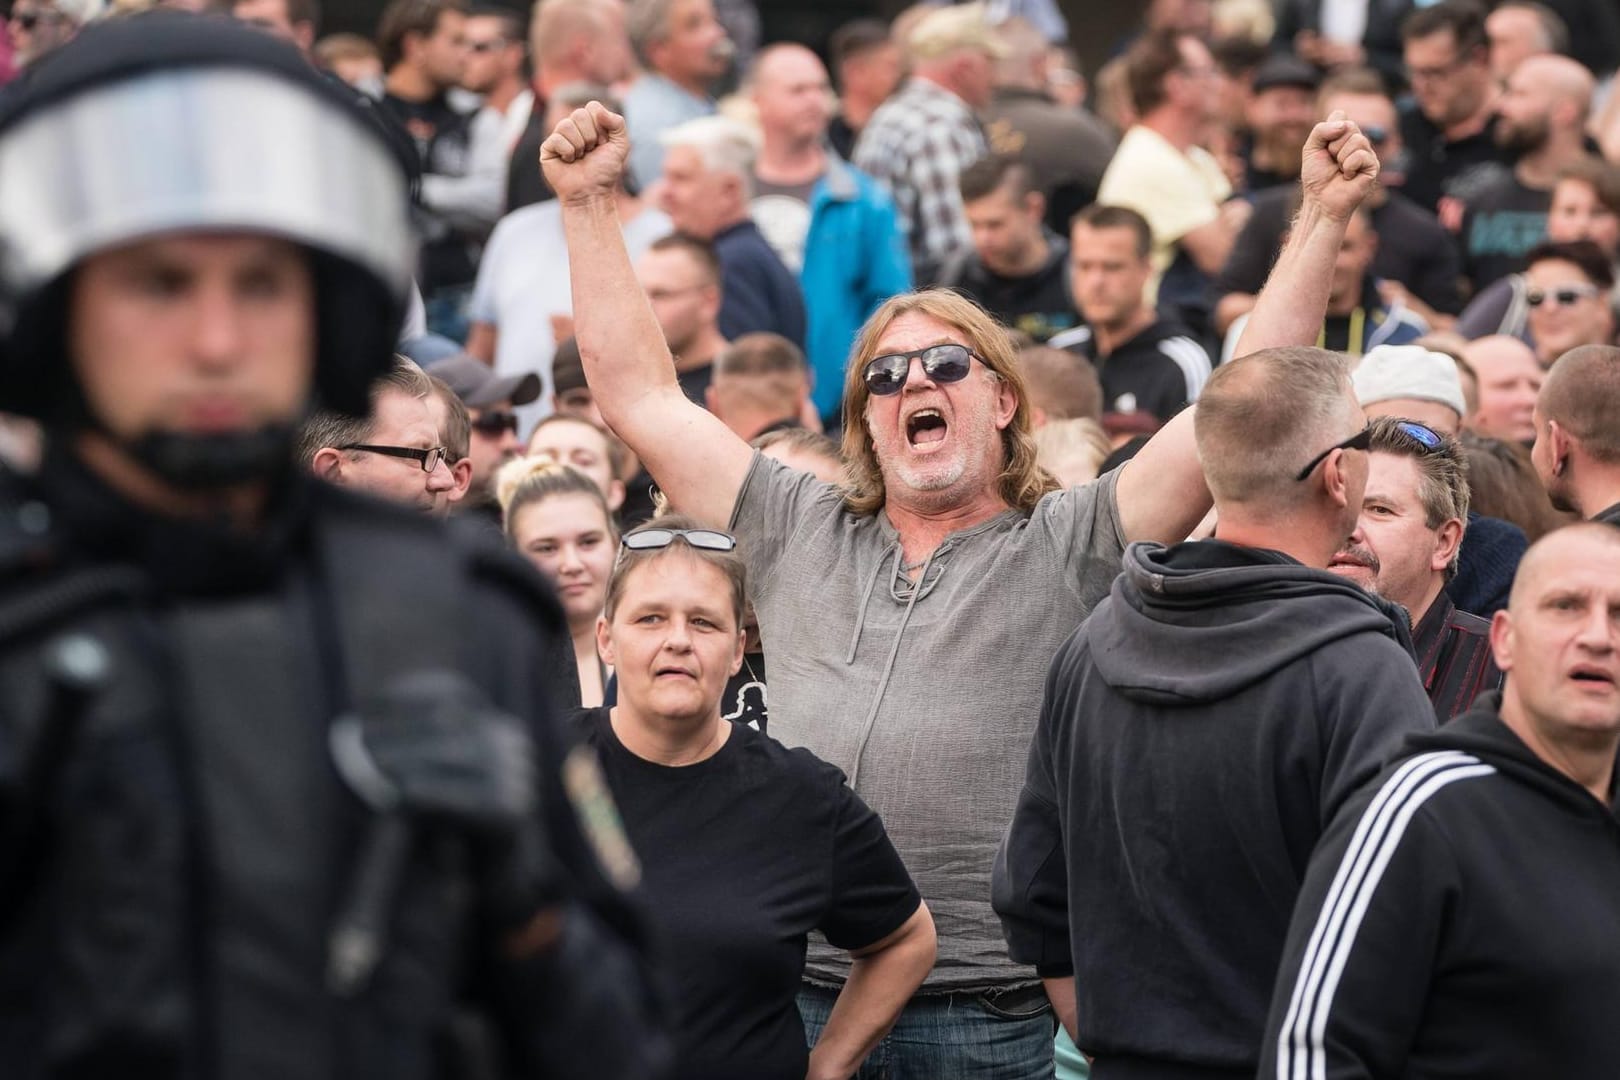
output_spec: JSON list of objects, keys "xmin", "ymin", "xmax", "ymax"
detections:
[{"xmin": 799, "ymin": 983, "xmax": 1057, "ymax": 1080}]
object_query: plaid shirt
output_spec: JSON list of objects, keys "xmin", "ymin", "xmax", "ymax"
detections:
[
  {"xmin": 1413, "ymin": 593, "xmax": 1502, "ymax": 721},
  {"xmin": 853, "ymin": 77, "xmax": 985, "ymax": 282}
]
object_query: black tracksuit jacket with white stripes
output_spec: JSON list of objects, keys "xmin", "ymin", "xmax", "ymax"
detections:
[{"xmin": 1261, "ymin": 693, "xmax": 1620, "ymax": 1080}]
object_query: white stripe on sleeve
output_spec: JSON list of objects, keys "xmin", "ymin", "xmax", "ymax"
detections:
[{"xmin": 1275, "ymin": 750, "xmax": 1496, "ymax": 1080}]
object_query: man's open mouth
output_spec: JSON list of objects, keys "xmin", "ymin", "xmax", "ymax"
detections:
[{"xmin": 906, "ymin": 408, "xmax": 947, "ymax": 447}]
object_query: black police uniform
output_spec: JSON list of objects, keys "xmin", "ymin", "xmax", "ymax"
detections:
[{"xmin": 0, "ymin": 14, "xmax": 666, "ymax": 1080}]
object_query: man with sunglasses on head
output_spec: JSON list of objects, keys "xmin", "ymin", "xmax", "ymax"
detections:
[
  {"xmin": 542, "ymin": 94, "xmax": 1385, "ymax": 1077},
  {"xmin": 996, "ymin": 328, "xmax": 1434, "ymax": 1075},
  {"xmin": 1328, "ymin": 417, "xmax": 1502, "ymax": 719},
  {"xmin": 425, "ymin": 352, "xmax": 541, "ymax": 519}
]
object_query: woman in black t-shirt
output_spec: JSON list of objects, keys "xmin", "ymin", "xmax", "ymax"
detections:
[{"xmin": 581, "ymin": 516, "xmax": 935, "ymax": 1080}]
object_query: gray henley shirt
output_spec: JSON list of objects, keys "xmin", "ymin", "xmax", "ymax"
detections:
[{"xmin": 731, "ymin": 453, "xmax": 1126, "ymax": 990}]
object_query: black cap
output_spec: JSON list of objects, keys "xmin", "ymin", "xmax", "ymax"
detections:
[
  {"xmin": 427, "ymin": 354, "xmax": 542, "ymax": 409},
  {"xmin": 1251, "ymin": 54, "xmax": 1321, "ymax": 95}
]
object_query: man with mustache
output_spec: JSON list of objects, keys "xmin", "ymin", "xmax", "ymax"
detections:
[{"xmin": 1329, "ymin": 417, "xmax": 1502, "ymax": 719}]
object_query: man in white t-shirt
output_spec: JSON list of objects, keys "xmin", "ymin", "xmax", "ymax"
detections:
[
  {"xmin": 1097, "ymin": 29, "xmax": 1247, "ymax": 328},
  {"xmin": 465, "ymin": 88, "xmax": 670, "ymax": 433}
]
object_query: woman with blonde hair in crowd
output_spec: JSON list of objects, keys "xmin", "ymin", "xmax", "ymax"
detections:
[
  {"xmin": 498, "ymin": 458, "xmax": 617, "ymax": 706},
  {"xmin": 1032, "ymin": 417, "xmax": 1113, "ymax": 488}
]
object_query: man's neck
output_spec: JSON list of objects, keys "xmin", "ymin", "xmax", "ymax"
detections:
[
  {"xmin": 1213, "ymin": 505, "xmax": 1343, "ymax": 569},
  {"xmin": 655, "ymin": 66, "xmax": 711, "ymax": 100},
  {"xmin": 992, "ymin": 234, "xmax": 1052, "ymax": 279},
  {"xmin": 674, "ymin": 330, "xmax": 728, "ymax": 373},
  {"xmin": 1093, "ymin": 307, "xmax": 1157, "ymax": 357},
  {"xmin": 915, "ymin": 71, "xmax": 967, "ymax": 107},
  {"xmin": 484, "ymin": 74, "xmax": 526, "ymax": 116},
  {"xmin": 385, "ymin": 65, "xmax": 439, "ymax": 103},
  {"xmin": 1140, "ymin": 108, "xmax": 1200, "ymax": 154},
  {"xmin": 1574, "ymin": 474, "xmax": 1620, "ymax": 521},
  {"xmin": 1516, "ymin": 133, "xmax": 1586, "ymax": 190},
  {"xmin": 610, "ymin": 703, "xmax": 731, "ymax": 766},
  {"xmin": 74, "ymin": 433, "xmax": 268, "ymax": 532},
  {"xmin": 1406, "ymin": 576, "xmax": 1449, "ymax": 628},
  {"xmin": 1499, "ymin": 692, "xmax": 1618, "ymax": 803},
  {"xmin": 757, "ymin": 133, "xmax": 826, "ymax": 186},
  {"xmin": 732, "ymin": 409, "xmax": 798, "ymax": 442},
  {"xmin": 1326, "ymin": 289, "xmax": 1361, "ymax": 318},
  {"xmin": 841, "ymin": 93, "xmax": 882, "ymax": 133},
  {"xmin": 1440, "ymin": 89, "xmax": 1496, "ymax": 143},
  {"xmin": 883, "ymin": 485, "xmax": 1010, "ymax": 565}
]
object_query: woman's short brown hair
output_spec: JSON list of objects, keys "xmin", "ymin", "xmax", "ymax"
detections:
[{"xmin": 604, "ymin": 514, "xmax": 747, "ymax": 626}]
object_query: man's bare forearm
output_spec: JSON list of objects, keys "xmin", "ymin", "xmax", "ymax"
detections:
[
  {"xmin": 1233, "ymin": 201, "xmax": 1349, "ymax": 357},
  {"xmin": 558, "ymin": 194, "xmax": 679, "ymax": 428}
]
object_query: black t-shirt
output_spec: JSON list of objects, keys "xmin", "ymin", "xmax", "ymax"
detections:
[
  {"xmin": 578, "ymin": 707, "xmax": 920, "ymax": 1080},
  {"xmin": 378, "ymin": 91, "xmax": 479, "ymax": 291},
  {"xmin": 1396, "ymin": 108, "xmax": 1508, "ymax": 216},
  {"xmin": 1457, "ymin": 170, "xmax": 1549, "ymax": 294},
  {"xmin": 1217, "ymin": 186, "xmax": 1464, "ymax": 314},
  {"xmin": 1053, "ymin": 317, "xmax": 1212, "ymax": 422},
  {"xmin": 676, "ymin": 361, "xmax": 715, "ymax": 407},
  {"xmin": 936, "ymin": 234, "xmax": 1080, "ymax": 343}
]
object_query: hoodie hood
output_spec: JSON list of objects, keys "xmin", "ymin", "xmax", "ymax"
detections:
[
  {"xmin": 1089, "ymin": 539, "xmax": 1412, "ymax": 704},
  {"xmin": 1407, "ymin": 692, "xmax": 1620, "ymax": 816}
]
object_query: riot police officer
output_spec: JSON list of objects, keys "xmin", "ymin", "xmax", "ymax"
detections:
[{"xmin": 0, "ymin": 12, "xmax": 665, "ymax": 1079}]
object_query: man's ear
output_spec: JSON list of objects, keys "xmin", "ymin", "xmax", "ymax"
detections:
[
  {"xmin": 596, "ymin": 615, "xmax": 615, "ymax": 668},
  {"xmin": 311, "ymin": 447, "xmax": 345, "ymax": 483},
  {"xmin": 1321, "ymin": 449, "xmax": 1352, "ymax": 509},
  {"xmin": 1431, "ymin": 516, "xmax": 1464, "ymax": 572},
  {"xmin": 450, "ymin": 458, "xmax": 473, "ymax": 501},
  {"xmin": 607, "ymin": 477, "xmax": 627, "ymax": 512}
]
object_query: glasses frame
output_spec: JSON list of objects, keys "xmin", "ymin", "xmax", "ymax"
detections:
[
  {"xmin": 1294, "ymin": 426, "xmax": 1374, "ymax": 482},
  {"xmin": 862, "ymin": 343, "xmax": 978, "ymax": 397},
  {"xmin": 620, "ymin": 528, "xmax": 738, "ymax": 553},
  {"xmin": 1525, "ymin": 283, "xmax": 1601, "ymax": 308},
  {"xmin": 339, "ymin": 443, "xmax": 449, "ymax": 473},
  {"xmin": 471, "ymin": 410, "xmax": 519, "ymax": 436}
]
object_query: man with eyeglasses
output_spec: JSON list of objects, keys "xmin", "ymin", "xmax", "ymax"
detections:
[
  {"xmin": 425, "ymin": 352, "xmax": 540, "ymax": 518},
  {"xmin": 1398, "ymin": 1, "xmax": 1506, "ymax": 217},
  {"xmin": 460, "ymin": 6, "xmax": 530, "ymax": 156},
  {"xmin": 1328, "ymin": 417, "xmax": 1502, "ymax": 719},
  {"xmin": 300, "ymin": 358, "xmax": 460, "ymax": 513},
  {"xmin": 542, "ymin": 92, "xmax": 1385, "ymax": 1077},
  {"xmin": 1214, "ymin": 68, "xmax": 1464, "ymax": 338}
]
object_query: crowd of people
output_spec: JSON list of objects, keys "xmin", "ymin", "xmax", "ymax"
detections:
[{"xmin": 3, "ymin": 0, "xmax": 1620, "ymax": 1079}]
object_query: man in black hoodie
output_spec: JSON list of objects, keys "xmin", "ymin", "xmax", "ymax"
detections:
[
  {"xmin": 993, "ymin": 345, "xmax": 1436, "ymax": 1079},
  {"xmin": 1262, "ymin": 523, "xmax": 1620, "ymax": 1079}
]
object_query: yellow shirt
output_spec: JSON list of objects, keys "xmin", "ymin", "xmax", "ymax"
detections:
[{"xmin": 1097, "ymin": 125, "xmax": 1232, "ymax": 301}]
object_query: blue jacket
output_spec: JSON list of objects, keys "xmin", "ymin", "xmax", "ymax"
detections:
[{"xmin": 801, "ymin": 158, "xmax": 912, "ymax": 422}]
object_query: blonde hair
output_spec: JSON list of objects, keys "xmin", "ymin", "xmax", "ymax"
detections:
[
  {"xmin": 1032, "ymin": 418, "xmax": 1112, "ymax": 488},
  {"xmin": 496, "ymin": 458, "xmax": 616, "ymax": 539},
  {"xmin": 838, "ymin": 289, "xmax": 1058, "ymax": 516}
]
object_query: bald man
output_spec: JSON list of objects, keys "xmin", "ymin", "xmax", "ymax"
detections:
[
  {"xmin": 747, "ymin": 42, "xmax": 911, "ymax": 426},
  {"xmin": 1464, "ymin": 334, "xmax": 1543, "ymax": 443},
  {"xmin": 1458, "ymin": 54, "xmax": 1595, "ymax": 293},
  {"xmin": 506, "ymin": 0, "xmax": 635, "ymax": 210},
  {"xmin": 1263, "ymin": 523, "xmax": 1620, "ymax": 1079},
  {"xmin": 1532, "ymin": 343, "xmax": 1620, "ymax": 524}
]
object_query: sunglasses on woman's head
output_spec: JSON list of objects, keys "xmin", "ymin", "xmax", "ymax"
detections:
[
  {"xmin": 621, "ymin": 528, "xmax": 737, "ymax": 552},
  {"xmin": 862, "ymin": 344, "xmax": 977, "ymax": 396}
]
